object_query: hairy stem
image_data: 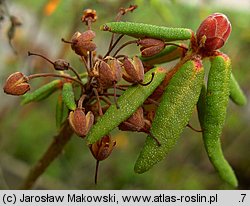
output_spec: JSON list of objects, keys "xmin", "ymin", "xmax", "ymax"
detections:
[{"xmin": 19, "ymin": 121, "xmax": 73, "ymax": 189}]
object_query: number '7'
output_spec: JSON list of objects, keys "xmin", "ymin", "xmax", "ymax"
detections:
[{"xmin": 241, "ymin": 194, "xmax": 246, "ymax": 202}]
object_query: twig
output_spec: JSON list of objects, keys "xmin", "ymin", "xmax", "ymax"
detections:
[{"xmin": 19, "ymin": 121, "xmax": 73, "ymax": 189}]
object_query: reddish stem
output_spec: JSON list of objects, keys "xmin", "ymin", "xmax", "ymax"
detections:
[{"xmin": 28, "ymin": 73, "xmax": 85, "ymax": 87}]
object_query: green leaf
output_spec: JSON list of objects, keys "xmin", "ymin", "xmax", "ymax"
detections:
[
  {"xmin": 197, "ymin": 82, "xmax": 206, "ymax": 128},
  {"xmin": 101, "ymin": 22, "xmax": 192, "ymax": 41},
  {"xmin": 21, "ymin": 79, "xmax": 62, "ymax": 105},
  {"xmin": 62, "ymin": 82, "xmax": 76, "ymax": 110},
  {"xmin": 86, "ymin": 67, "xmax": 167, "ymax": 144},
  {"xmin": 56, "ymin": 93, "xmax": 69, "ymax": 129},
  {"xmin": 229, "ymin": 73, "xmax": 247, "ymax": 106},
  {"xmin": 203, "ymin": 54, "xmax": 237, "ymax": 187},
  {"xmin": 134, "ymin": 58, "xmax": 204, "ymax": 173}
]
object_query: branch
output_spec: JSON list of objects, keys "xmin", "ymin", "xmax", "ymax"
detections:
[{"xmin": 19, "ymin": 121, "xmax": 73, "ymax": 189}]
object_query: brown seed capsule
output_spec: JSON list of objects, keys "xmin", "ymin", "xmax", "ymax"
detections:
[
  {"xmin": 138, "ymin": 38, "xmax": 165, "ymax": 57},
  {"xmin": 81, "ymin": 9, "xmax": 97, "ymax": 24},
  {"xmin": 118, "ymin": 106, "xmax": 161, "ymax": 146},
  {"xmin": 196, "ymin": 13, "xmax": 232, "ymax": 51},
  {"xmin": 89, "ymin": 135, "xmax": 116, "ymax": 161},
  {"xmin": 119, "ymin": 107, "xmax": 145, "ymax": 131},
  {"xmin": 122, "ymin": 56, "xmax": 144, "ymax": 84},
  {"xmin": 71, "ymin": 30, "xmax": 96, "ymax": 57},
  {"xmin": 54, "ymin": 59, "xmax": 70, "ymax": 70},
  {"xmin": 3, "ymin": 72, "xmax": 30, "ymax": 95},
  {"xmin": 94, "ymin": 58, "xmax": 122, "ymax": 89},
  {"xmin": 68, "ymin": 108, "xmax": 94, "ymax": 138}
]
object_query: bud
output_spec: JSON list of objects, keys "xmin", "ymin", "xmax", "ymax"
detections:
[
  {"xmin": 69, "ymin": 108, "xmax": 94, "ymax": 138},
  {"xmin": 89, "ymin": 135, "xmax": 116, "ymax": 161},
  {"xmin": 119, "ymin": 107, "xmax": 145, "ymax": 132},
  {"xmin": 71, "ymin": 30, "xmax": 96, "ymax": 57},
  {"xmin": 95, "ymin": 58, "xmax": 122, "ymax": 89},
  {"xmin": 3, "ymin": 72, "xmax": 30, "ymax": 95},
  {"xmin": 138, "ymin": 38, "xmax": 165, "ymax": 57},
  {"xmin": 196, "ymin": 13, "xmax": 232, "ymax": 51},
  {"xmin": 122, "ymin": 56, "xmax": 144, "ymax": 83}
]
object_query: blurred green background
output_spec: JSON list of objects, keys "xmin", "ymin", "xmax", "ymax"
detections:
[{"xmin": 0, "ymin": 0, "xmax": 249, "ymax": 189}]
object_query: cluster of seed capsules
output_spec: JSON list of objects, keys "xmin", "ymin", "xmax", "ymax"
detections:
[{"xmin": 3, "ymin": 7, "xmax": 247, "ymax": 187}]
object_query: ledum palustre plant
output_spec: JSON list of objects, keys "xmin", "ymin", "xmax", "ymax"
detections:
[{"xmin": 3, "ymin": 6, "xmax": 247, "ymax": 189}]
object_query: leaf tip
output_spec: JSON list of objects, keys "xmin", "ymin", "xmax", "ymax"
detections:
[{"xmin": 100, "ymin": 24, "xmax": 110, "ymax": 31}]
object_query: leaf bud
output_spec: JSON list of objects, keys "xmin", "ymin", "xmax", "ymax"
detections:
[
  {"xmin": 3, "ymin": 72, "xmax": 30, "ymax": 95},
  {"xmin": 138, "ymin": 38, "xmax": 165, "ymax": 57},
  {"xmin": 196, "ymin": 13, "xmax": 232, "ymax": 51}
]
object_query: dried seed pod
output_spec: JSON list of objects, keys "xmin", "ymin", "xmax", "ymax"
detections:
[
  {"xmin": 69, "ymin": 108, "xmax": 94, "ymax": 138},
  {"xmin": 94, "ymin": 58, "xmax": 122, "ymax": 89},
  {"xmin": 196, "ymin": 13, "xmax": 232, "ymax": 51},
  {"xmin": 140, "ymin": 44, "xmax": 187, "ymax": 66},
  {"xmin": 138, "ymin": 38, "xmax": 165, "ymax": 57},
  {"xmin": 122, "ymin": 56, "xmax": 144, "ymax": 83},
  {"xmin": 118, "ymin": 107, "xmax": 145, "ymax": 131},
  {"xmin": 71, "ymin": 30, "xmax": 96, "ymax": 57},
  {"xmin": 3, "ymin": 72, "xmax": 30, "ymax": 95},
  {"xmin": 53, "ymin": 59, "xmax": 70, "ymax": 70},
  {"xmin": 89, "ymin": 135, "xmax": 116, "ymax": 161},
  {"xmin": 89, "ymin": 134, "xmax": 116, "ymax": 184},
  {"xmin": 81, "ymin": 9, "xmax": 97, "ymax": 23}
]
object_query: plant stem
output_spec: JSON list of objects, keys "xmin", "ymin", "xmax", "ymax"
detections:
[
  {"xmin": 68, "ymin": 66, "xmax": 82, "ymax": 82},
  {"xmin": 28, "ymin": 73, "xmax": 85, "ymax": 87},
  {"xmin": 19, "ymin": 121, "xmax": 73, "ymax": 189},
  {"xmin": 95, "ymin": 160, "xmax": 100, "ymax": 184},
  {"xmin": 104, "ymin": 34, "xmax": 124, "ymax": 57},
  {"xmin": 113, "ymin": 40, "xmax": 137, "ymax": 57},
  {"xmin": 165, "ymin": 42, "xmax": 188, "ymax": 51}
]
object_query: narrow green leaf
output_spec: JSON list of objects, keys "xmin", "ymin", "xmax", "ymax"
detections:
[
  {"xmin": 134, "ymin": 58, "xmax": 204, "ymax": 173},
  {"xmin": 230, "ymin": 73, "xmax": 247, "ymax": 106},
  {"xmin": 86, "ymin": 67, "xmax": 167, "ymax": 144},
  {"xmin": 197, "ymin": 82, "xmax": 207, "ymax": 128},
  {"xmin": 140, "ymin": 44, "xmax": 184, "ymax": 66},
  {"xmin": 101, "ymin": 22, "xmax": 193, "ymax": 41},
  {"xmin": 56, "ymin": 93, "xmax": 69, "ymax": 129},
  {"xmin": 62, "ymin": 82, "xmax": 76, "ymax": 110},
  {"xmin": 203, "ymin": 54, "xmax": 238, "ymax": 187},
  {"xmin": 21, "ymin": 79, "xmax": 62, "ymax": 105}
]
